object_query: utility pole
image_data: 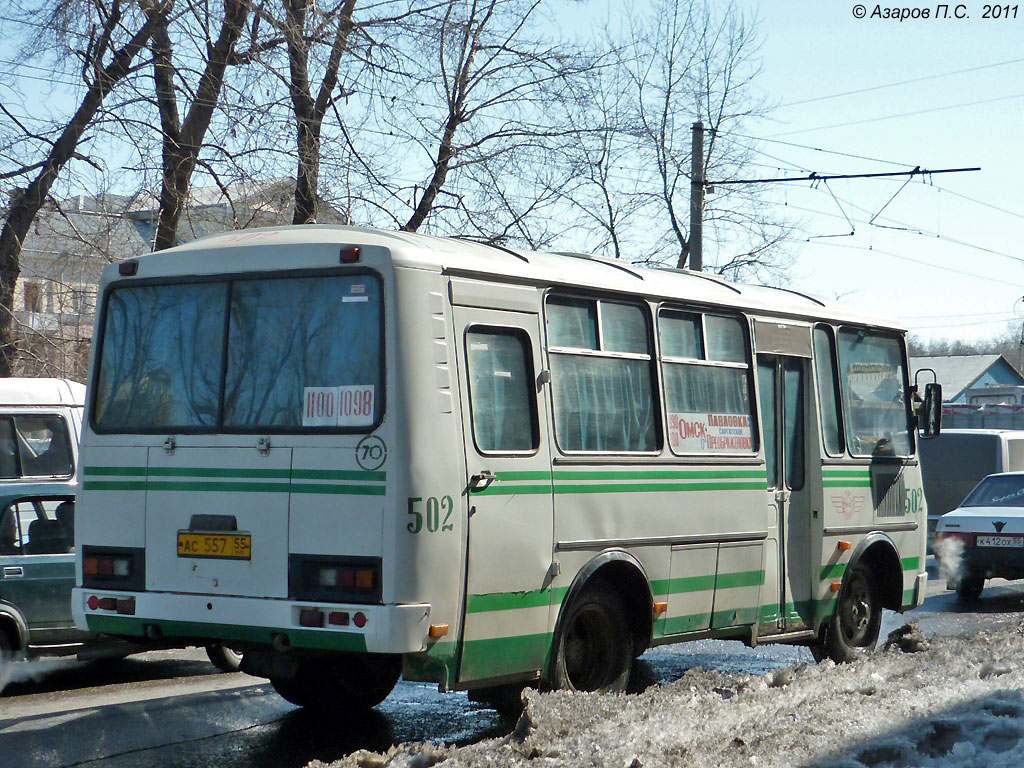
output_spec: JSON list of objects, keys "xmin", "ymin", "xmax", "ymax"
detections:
[{"xmin": 685, "ymin": 121, "xmax": 704, "ymax": 271}]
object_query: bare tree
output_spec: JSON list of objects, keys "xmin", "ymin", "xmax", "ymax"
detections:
[
  {"xmin": 612, "ymin": 0, "xmax": 791, "ymax": 278},
  {"xmin": 0, "ymin": 0, "xmax": 160, "ymax": 376},
  {"xmin": 342, "ymin": 0, "xmax": 594, "ymax": 240},
  {"xmin": 141, "ymin": 0, "xmax": 253, "ymax": 251}
]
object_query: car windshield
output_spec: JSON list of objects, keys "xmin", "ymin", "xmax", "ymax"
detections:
[{"xmin": 961, "ymin": 475, "xmax": 1024, "ymax": 507}]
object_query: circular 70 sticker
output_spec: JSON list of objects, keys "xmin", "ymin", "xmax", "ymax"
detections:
[{"xmin": 356, "ymin": 435, "xmax": 387, "ymax": 471}]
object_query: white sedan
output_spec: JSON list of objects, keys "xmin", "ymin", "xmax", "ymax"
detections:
[{"xmin": 934, "ymin": 471, "xmax": 1024, "ymax": 602}]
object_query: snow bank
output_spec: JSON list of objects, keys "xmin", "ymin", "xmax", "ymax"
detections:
[{"xmin": 322, "ymin": 623, "xmax": 1024, "ymax": 768}]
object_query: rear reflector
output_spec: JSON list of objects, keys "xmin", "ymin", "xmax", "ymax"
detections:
[
  {"xmin": 653, "ymin": 601, "xmax": 668, "ymax": 614},
  {"xmin": 353, "ymin": 611, "xmax": 367, "ymax": 628},
  {"xmin": 299, "ymin": 609, "xmax": 325, "ymax": 628},
  {"xmin": 429, "ymin": 624, "xmax": 449, "ymax": 638}
]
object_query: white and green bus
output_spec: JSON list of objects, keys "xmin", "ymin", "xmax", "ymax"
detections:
[{"xmin": 73, "ymin": 226, "xmax": 939, "ymax": 710}]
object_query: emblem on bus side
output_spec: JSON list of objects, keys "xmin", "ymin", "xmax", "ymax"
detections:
[
  {"xmin": 356, "ymin": 435, "xmax": 387, "ymax": 471},
  {"xmin": 831, "ymin": 491, "xmax": 865, "ymax": 521}
]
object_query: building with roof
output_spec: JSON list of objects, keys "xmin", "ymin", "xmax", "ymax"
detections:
[
  {"xmin": 910, "ymin": 354, "xmax": 1024, "ymax": 403},
  {"xmin": 6, "ymin": 181, "xmax": 347, "ymax": 379}
]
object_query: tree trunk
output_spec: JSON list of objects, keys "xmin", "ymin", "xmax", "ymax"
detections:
[{"xmin": 148, "ymin": 0, "xmax": 252, "ymax": 251}]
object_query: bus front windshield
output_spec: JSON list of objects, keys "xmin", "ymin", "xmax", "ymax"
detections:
[{"xmin": 94, "ymin": 273, "xmax": 383, "ymax": 432}]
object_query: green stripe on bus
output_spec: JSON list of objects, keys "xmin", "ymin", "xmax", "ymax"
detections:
[
  {"xmin": 83, "ymin": 615, "xmax": 367, "ymax": 653},
  {"xmin": 651, "ymin": 574, "xmax": 717, "ymax": 595},
  {"xmin": 715, "ymin": 570, "xmax": 765, "ymax": 589},
  {"xmin": 82, "ymin": 480, "xmax": 148, "ymax": 491},
  {"xmin": 553, "ymin": 481, "xmax": 767, "ymax": 495},
  {"xmin": 290, "ymin": 483, "xmax": 386, "ymax": 496},
  {"xmin": 147, "ymin": 467, "xmax": 292, "ymax": 479},
  {"xmin": 470, "ymin": 484, "xmax": 553, "ymax": 496},
  {"xmin": 292, "ymin": 469, "xmax": 387, "ymax": 482},
  {"xmin": 821, "ymin": 563, "xmax": 847, "ymax": 580},
  {"xmin": 84, "ymin": 466, "xmax": 147, "ymax": 476},
  {"xmin": 459, "ymin": 632, "xmax": 551, "ymax": 680},
  {"xmin": 466, "ymin": 587, "xmax": 569, "ymax": 613},
  {"xmin": 147, "ymin": 480, "xmax": 293, "ymax": 493},
  {"xmin": 550, "ymin": 469, "xmax": 766, "ymax": 481},
  {"xmin": 902, "ymin": 556, "xmax": 920, "ymax": 571}
]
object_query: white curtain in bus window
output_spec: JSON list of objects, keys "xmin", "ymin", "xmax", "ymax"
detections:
[
  {"xmin": 224, "ymin": 275, "xmax": 382, "ymax": 429},
  {"xmin": 548, "ymin": 297, "xmax": 656, "ymax": 452},
  {"xmin": 466, "ymin": 330, "xmax": 537, "ymax": 452},
  {"xmin": 95, "ymin": 282, "xmax": 228, "ymax": 430},
  {"xmin": 660, "ymin": 311, "xmax": 755, "ymax": 454},
  {"xmin": 837, "ymin": 328, "xmax": 911, "ymax": 457}
]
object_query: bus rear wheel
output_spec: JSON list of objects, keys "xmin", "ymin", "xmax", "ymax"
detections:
[
  {"xmin": 552, "ymin": 584, "xmax": 632, "ymax": 693},
  {"xmin": 270, "ymin": 653, "xmax": 401, "ymax": 711},
  {"xmin": 206, "ymin": 643, "xmax": 244, "ymax": 673},
  {"xmin": 812, "ymin": 563, "xmax": 881, "ymax": 663}
]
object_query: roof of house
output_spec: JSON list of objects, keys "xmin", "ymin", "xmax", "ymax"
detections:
[{"xmin": 911, "ymin": 354, "xmax": 1023, "ymax": 400}]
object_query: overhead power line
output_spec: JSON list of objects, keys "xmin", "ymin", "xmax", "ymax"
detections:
[
  {"xmin": 708, "ymin": 166, "xmax": 979, "ymax": 187},
  {"xmin": 777, "ymin": 57, "xmax": 1024, "ymax": 108}
]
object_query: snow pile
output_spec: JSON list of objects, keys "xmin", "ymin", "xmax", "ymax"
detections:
[{"xmin": 322, "ymin": 623, "xmax": 1024, "ymax": 768}]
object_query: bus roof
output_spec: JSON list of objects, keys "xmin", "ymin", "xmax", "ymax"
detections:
[
  {"xmin": 0, "ymin": 378, "xmax": 85, "ymax": 407},
  {"xmin": 113, "ymin": 224, "xmax": 904, "ymax": 331}
]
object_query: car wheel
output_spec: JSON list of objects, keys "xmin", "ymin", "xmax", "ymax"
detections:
[
  {"xmin": 955, "ymin": 576, "xmax": 985, "ymax": 603},
  {"xmin": 551, "ymin": 583, "xmax": 632, "ymax": 693},
  {"xmin": 206, "ymin": 643, "xmax": 244, "ymax": 673},
  {"xmin": 812, "ymin": 563, "xmax": 881, "ymax": 663},
  {"xmin": 271, "ymin": 653, "xmax": 401, "ymax": 711}
]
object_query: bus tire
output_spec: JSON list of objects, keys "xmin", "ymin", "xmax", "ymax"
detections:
[
  {"xmin": 955, "ymin": 576, "xmax": 985, "ymax": 603},
  {"xmin": 205, "ymin": 643, "xmax": 244, "ymax": 673},
  {"xmin": 552, "ymin": 584, "xmax": 632, "ymax": 693},
  {"xmin": 271, "ymin": 653, "xmax": 401, "ymax": 711},
  {"xmin": 812, "ymin": 563, "xmax": 881, "ymax": 664}
]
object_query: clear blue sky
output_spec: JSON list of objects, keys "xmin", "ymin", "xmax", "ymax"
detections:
[{"xmin": 721, "ymin": 1, "xmax": 1023, "ymax": 344}]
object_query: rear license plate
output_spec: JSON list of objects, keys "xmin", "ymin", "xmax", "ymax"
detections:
[
  {"xmin": 177, "ymin": 532, "xmax": 252, "ymax": 560},
  {"xmin": 976, "ymin": 535, "xmax": 1024, "ymax": 549}
]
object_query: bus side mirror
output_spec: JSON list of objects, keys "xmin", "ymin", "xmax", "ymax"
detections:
[{"xmin": 919, "ymin": 382, "xmax": 942, "ymax": 437}]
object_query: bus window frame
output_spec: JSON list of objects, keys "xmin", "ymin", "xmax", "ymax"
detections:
[
  {"xmin": 836, "ymin": 325, "xmax": 915, "ymax": 460},
  {"xmin": 89, "ymin": 267, "xmax": 387, "ymax": 436},
  {"xmin": 464, "ymin": 324, "xmax": 541, "ymax": 458},
  {"xmin": 657, "ymin": 304, "xmax": 759, "ymax": 458},
  {"xmin": 544, "ymin": 292, "xmax": 662, "ymax": 457},
  {"xmin": 812, "ymin": 324, "xmax": 846, "ymax": 459}
]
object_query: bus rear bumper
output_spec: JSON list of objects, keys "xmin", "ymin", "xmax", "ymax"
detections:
[{"xmin": 72, "ymin": 588, "xmax": 432, "ymax": 654}]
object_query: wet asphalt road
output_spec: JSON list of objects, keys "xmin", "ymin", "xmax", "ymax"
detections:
[{"xmin": 4, "ymin": 566, "xmax": 1024, "ymax": 768}]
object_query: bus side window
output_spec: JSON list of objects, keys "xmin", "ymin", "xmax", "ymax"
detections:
[
  {"xmin": 547, "ymin": 297, "xmax": 657, "ymax": 453},
  {"xmin": 812, "ymin": 326, "xmax": 844, "ymax": 456},
  {"xmin": 466, "ymin": 328, "xmax": 538, "ymax": 453}
]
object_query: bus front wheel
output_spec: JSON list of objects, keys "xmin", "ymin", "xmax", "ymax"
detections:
[
  {"xmin": 551, "ymin": 584, "xmax": 632, "ymax": 693},
  {"xmin": 270, "ymin": 653, "xmax": 401, "ymax": 711},
  {"xmin": 812, "ymin": 563, "xmax": 881, "ymax": 663}
]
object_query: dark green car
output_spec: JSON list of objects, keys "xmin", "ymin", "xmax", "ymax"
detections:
[{"xmin": 0, "ymin": 483, "xmax": 105, "ymax": 671}]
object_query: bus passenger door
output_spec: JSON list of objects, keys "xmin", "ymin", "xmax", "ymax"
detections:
[
  {"xmin": 452, "ymin": 307, "xmax": 554, "ymax": 685},
  {"xmin": 758, "ymin": 355, "xmax": 813, "ymax": 631}
]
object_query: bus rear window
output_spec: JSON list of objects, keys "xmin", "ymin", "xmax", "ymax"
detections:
[{"xmin": 94, "ymin": 273, "xmax": 383, "ymax": 432}]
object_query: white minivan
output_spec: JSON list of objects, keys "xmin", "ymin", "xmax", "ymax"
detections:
[{"xmin": 0, "ymin": 378, "xmax": 84, "ymax": 483}]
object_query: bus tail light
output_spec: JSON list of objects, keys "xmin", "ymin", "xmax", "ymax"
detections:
[
  {"xmin": 289, "ymin": 555, "xmax": 382, "ymax": 604},
  {"xmin": 299, "ymin": 609, "xmax": 324, "ymax": 628},
  {"xmin": 82, "ymin": 547, "xmax": 145, "ymax": 590}
]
